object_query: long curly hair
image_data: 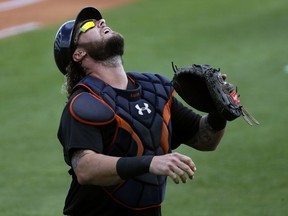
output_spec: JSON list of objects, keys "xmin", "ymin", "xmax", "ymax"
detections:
[{"xmin": 65, "ymin": 61, "xmax": 86, "ymax": 98}]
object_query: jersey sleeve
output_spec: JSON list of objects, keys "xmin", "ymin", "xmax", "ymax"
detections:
[
  {"xmin": 170, "ymin": 97, "xmax": 201, "ymax": 149},
  {"xmin": 57, "ymin": 91, "xmax": 117, "ymax": 166},
  {"xmin": 57, "ymin": 104, "xmax": 107, "ymax": 166}
]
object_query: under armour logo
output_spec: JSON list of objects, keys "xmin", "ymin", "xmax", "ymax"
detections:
[{"xmin": 135, "ymin": 103, "xmax": 152, "ymax": 115}]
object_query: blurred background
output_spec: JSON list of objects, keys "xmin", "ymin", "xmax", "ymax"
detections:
[{"xmin": 0, "ymin": 0, "xmax": 287, "ymax": 215}]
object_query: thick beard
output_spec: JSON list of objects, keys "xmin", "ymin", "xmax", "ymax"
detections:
[{"xmin": 81, "ymin": 33, "xmax": 124, "ymax": 61}]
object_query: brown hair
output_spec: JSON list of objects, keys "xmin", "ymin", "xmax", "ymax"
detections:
[{"xmin": 65, "ymin": 61, "xmax": 86, "ymax": 98}]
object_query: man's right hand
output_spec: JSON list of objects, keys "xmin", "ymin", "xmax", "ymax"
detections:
[{"xmin": 149, "ymin": 152, "xmax": 196, "ymax": 184}]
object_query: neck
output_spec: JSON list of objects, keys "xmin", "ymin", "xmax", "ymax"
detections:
[{"xmin": 84, "ymin": 56, "xmax": 128, "ymax": 90}]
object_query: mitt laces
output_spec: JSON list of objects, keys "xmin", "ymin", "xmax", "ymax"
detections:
[
  {"xmin": 227, "ymin": 85, "xmax": 259, "ymax": 126},
  {"xmin": 240, "ymin": 106, "xmax": 259, "ymax": 126}
]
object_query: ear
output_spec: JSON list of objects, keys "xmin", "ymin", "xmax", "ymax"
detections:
[{"xmin": 73, "ymin": 48, "xmax": 87, "ymax": 62}]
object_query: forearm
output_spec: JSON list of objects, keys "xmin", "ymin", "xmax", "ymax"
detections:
[
  {"xmin": 72, "ymin": 150, "xmax": 155, "ymax": 186},
  {"xmin": 71, "ymin": 150, "xmax": 197, "ymax": 186},
  {"xmin": 72, "ymin": 150, "xmax": 122, "ymax": 186},
  {"xmin": 185, "ymin": 114, "xmax": 226, "ymax": 151}
]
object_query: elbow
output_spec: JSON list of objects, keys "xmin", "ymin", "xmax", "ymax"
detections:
[
  {"xmin": 73, "ymin": 158, "xmax": 95, "ymax": 185},
  {"xmin": 74, "ymin": 168, "xmax": 94, "ymax": 185},
  {"xmin": 204, "ymin": 129, "xmax": 225, "ymax": 151},
  {"xmin": 204, "ymin": 135, "xmax": 223, "ymax": 151},
  {"xmin": 187, "ymin": 133, "xmax": 222, "ymax": 151},
  {"xmin": 76, "ymin": 175, "xmax": 90, "ymax": 185},
  {"xmin": 73, "ymin": 157, "xmax": 122, "ymax": 186}
]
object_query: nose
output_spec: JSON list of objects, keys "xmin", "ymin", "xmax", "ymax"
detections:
[{"xmin": 97, "ymin": 19, "xmax": 106, "ymax": 28}]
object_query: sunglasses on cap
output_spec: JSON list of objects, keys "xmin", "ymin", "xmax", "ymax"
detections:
[{"xmin": 73, "ymin": 19, "xmax": 97, "ymax": 46}]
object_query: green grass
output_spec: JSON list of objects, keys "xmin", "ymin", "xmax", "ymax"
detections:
[{"xmin": 0, "ymin": 0, "xmax": 287, "ymax": 215}]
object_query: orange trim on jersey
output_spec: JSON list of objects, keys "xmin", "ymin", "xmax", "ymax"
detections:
[
  {"xmin": 76, "ymin": 84, "xmax": 103, "ymax": 100},
  {"xmin": 160, "ymin": 92, "xmax": 174, "ymax": 154},
  {"xmin": 127, "ymin": 75, "xmax": 136, "ymax": 86},
  {"xmin": 75, "ymin": 83, "xmax": 114, "ymax": 112},
  {"xmin": 160, "ymin": 123, "xmax": 169, "ymax": 154},
  {"xmin": 69, "ymin": 92, "xmax": 115, "ymax": 126},
  {"xmin": 74, "ymin": 83, "xmax": 145, "ymax": 156},
  {"xmin": 115, "ymin": 115, "xmax": 144, "ymax": 156}
]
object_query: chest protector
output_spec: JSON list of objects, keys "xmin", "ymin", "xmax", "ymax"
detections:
[{"xmin": 71, "ymin": 72, "xmax": 175, "ymax": 210}]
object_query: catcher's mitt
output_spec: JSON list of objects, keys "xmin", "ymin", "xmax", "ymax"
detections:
[{"xmin": 172, "ymin": 63, "xmax": 259, "ymax": 125}]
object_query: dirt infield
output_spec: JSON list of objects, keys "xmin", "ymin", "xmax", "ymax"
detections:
[{"xmin": 0, "ymin": 0, "xmax": 133, "ymax": 38}]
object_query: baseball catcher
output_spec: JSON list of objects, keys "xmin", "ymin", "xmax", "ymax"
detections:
[{"xmin": 172, "ymin": 63, "xmax": 259, "ymax": 125}]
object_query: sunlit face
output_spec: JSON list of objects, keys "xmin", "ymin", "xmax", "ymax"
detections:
[{"xmin": 75, "ymin": 19, "xmax": 124, "ymax": 61}]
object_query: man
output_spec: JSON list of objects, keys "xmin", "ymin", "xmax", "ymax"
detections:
[{"xmin": 54, "ymin": 7, "xmax": 227, "ymax": 216}]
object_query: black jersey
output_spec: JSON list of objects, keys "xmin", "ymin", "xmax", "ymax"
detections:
[{"xmin": 57, "ymin": 74, "xmax": 200, "ymax": 216}]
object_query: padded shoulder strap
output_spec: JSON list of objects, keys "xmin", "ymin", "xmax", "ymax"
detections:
[{"xmin": 70, "ymin": 92, "xmax": 115, "ymax": 125}]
